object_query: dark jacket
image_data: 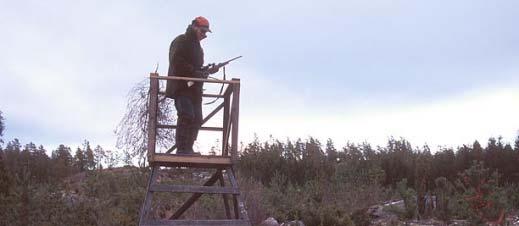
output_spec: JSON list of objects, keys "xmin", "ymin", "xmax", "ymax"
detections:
[{"xmin": 165, "ymin": 25, "xmax": 204, "ymax": 100}]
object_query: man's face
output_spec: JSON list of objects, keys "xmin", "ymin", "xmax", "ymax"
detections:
[{"xmin": 194, "ymin": 26, "xmax": 209, "ymax": 41}]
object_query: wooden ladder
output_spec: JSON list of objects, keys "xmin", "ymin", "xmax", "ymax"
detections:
[{"xmin": 138, "ymin": 74, "xmax": 250, "ymax": 226}]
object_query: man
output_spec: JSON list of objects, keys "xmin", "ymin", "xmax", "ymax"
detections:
[{"xmin": 165, "ymin": 16, "xmax": 219, "ymax": 155}]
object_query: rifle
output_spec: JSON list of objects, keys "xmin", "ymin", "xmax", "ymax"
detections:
[
  {"xmin": 188, "ymin": 56, "xmax": 242, "ymax": 88},
  {"xmin": 201, "ymin": 56, "xmax": 242, "ymax": 75},
  {"xmin": 201, "ymin": 56, "xmax": 242, "ymax": 105}
]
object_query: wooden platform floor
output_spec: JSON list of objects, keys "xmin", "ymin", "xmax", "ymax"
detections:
[{"xmin": 149, "ymin": 153, "xmax": 232, "ymax": 168}]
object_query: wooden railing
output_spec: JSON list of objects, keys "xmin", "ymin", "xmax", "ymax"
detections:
[{"xmin": 146, "ymin": 73, "xmax": 241, "ymax": 162}]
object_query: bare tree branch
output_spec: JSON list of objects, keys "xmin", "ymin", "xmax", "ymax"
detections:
[{"xmin": 114, "ymin": 79, "xmax": 176, "ymax": 166}]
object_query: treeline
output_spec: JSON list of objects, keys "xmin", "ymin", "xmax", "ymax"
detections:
[
  {"xmin": 0, "ymin": 138, "xmax": 141, "ymax": 225},
  {"xmin": 239, "ymin": 136, "xmax": 519, "ymax": 189},
  {"xmin": 237, "ymin": 136, "xmax": 519, "ymax": 225},
  {"xmin": 1, "ymin": 139, "xmax": 121, "ymax": 183},
  {"xmin": 0, "ymin": 111, "xmax": 145, "ymax": 225}
]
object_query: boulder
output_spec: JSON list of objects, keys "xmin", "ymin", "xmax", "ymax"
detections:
[
  {"xmin": 259, "ymin": 217, "xmax": 279, "ymax": 226},
  {"xmin": 281, "ymin": 220, "xmax": 305, "ymax": 226}
]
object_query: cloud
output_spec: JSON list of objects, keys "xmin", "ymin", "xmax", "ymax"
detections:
[{"xmin": 241, "ymin": 83, "xmax": 519, "ymax": 150}]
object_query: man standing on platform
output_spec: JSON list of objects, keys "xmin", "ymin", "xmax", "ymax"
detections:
[{"xmin": 165, "ymin": 16, "xmax": 219, "ymax": 155}]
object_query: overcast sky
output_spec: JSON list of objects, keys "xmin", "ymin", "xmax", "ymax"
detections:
[{"xmin": 1, "ymin": 0, "xmax": 518, "ymax": 154}]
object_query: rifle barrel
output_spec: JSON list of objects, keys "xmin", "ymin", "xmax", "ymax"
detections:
[{"xmin": 224, "ymin": 56, "xmax": 242, "ymax": 64}]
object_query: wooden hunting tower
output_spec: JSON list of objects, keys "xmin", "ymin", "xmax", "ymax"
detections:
[{"xmin": 138, "ymin": 73, "xmax": 250, "ymax": 226}]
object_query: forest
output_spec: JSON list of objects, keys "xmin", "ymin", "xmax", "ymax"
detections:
[{"xmin": 1, "ymin": 110, "xmax": 518, "ymax": 225}]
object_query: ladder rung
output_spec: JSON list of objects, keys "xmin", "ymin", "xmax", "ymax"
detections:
[
  {"xmin": 143, "ymin": 219, "xmax": 250, "ymax": 226},
  {"xmin": 150, "ymin": 184, "xmax": 239, "ymax": 194},
  {"xmin": 150, "ymin": 154, "xmax": 232, "ymax": 168}
]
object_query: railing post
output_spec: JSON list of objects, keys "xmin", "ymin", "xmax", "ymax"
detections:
[
  {"xmin": 147, "ymin": 73, "xmax": 159, "ymax": 162},
  {"xmin": 223, "ymin": 93, "xmax": 230, "ymax": 156},
  {"xmin": 222, "ymin": 84, "xmax": 234, "ymax": 156},
  {"xmin": 230, "ymin": 79, "xmax": 240, "ymax": 162}
]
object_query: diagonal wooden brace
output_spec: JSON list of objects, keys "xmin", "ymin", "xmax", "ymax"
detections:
[{"xmin": 170, "ymin": 170, "xmax": 221, "ymax": 219}]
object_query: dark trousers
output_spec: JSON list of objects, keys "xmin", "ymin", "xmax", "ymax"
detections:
[{"xmin": 174, "ymin": 95, "xmax": 203, "ymax": 153}]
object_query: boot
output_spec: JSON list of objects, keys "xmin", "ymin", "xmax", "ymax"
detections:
[
  {"xmin": 175, "ymin": 132, "xmax": 192, "ymax": 155},
  {"xmin": 185, "ymin": 125, "xmax": 200, "ymax": 155}
]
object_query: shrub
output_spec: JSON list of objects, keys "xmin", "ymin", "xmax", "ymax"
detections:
[
  {"xmin": 454, "ymin": 161, "xmax": 509, "ymax": 225},
  {"xmin": 396, "ymin": 178, "xmax": 417, "ymax": 219},
  {"xmin": 351, "ymin": 208, "xmax": 370, "ymax": 226},
  {"xmin": 504, "ymin": 183, "xmax": 519, "ymax": 209},
  {"xmin": 433, "ymin": 176, "xmax": 455, "ymax": 221}
]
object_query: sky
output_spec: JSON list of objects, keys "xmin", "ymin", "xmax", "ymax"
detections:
[{"xmin": 1, "ymin": 0, "xmax": 518, "ymax": 154}]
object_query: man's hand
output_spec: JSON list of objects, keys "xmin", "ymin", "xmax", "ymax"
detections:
[{"xmin": 207, "ymin": 65, "xmax": 219, "ymax": 74}]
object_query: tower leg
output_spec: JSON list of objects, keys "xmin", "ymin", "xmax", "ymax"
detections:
[
  {"xmin": 218, "ymin": 170, "xmax": 232, "ymax": 219},
  {"xmin": 226, "ymin": 167, "xmax": 250, "ymax": 221},
  {"xmin": 139, "ymin": 166, "xmax": 160, "ymax": 225}
]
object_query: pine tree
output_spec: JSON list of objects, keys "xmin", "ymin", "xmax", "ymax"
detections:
[
  {"xmin": 0, "ymin": 111, "xmax": 5, "ymax": 194},
  {"xmin": 325, "ymin": 138, "xmax": 338, "ymax": 163},
  {"xmin": 455, "ymin": 161, "xmax": 508, "ymax": 225},
  {"xmin": 104, "ymin": 149, "xmax": 119, "ymax": 169},
  {"xmin": 4, "ymin": 139, "xmax": 22, "ymax": 178},
  {"xmin": 361, "ymin": 142, "xmax": 376, "ymax": 161},
  {"xmin": 83, "ymin": 140, "xmax": 95, "ymax": 170},
  {"xmin": 434, "ymin": 177, "xmax": 455, "ymax": 221},
  {"xmin": 51, "ymin": 145, "xmax": 73, "ymax": 179},
  {"xmin": 324, "ymin": 139, "xmax": 338, "ymax": 180},
  {"xmin": 472, "ymin": 140, "xmax": 484, "ymax": 161},
  {"xmin": 484, "ymin": 138, "xmax": 500, "ymax": 170},
  {"xmin": 31, "ymin": 145, "xmax": 50, "ymax": 183},
  {"xmin": 0, "ymin": 111, "xmax": 4, "ymax": 145},
  {"xmin": 22, "ymin": 143, "xmax": 36, "ymax": 181},
  {"xmin": 380, "ymin": 137, "xmax": 415, "ymax": 186},
  {"xmin": 396, "ymin": 178, "xmax": 417, "ymax": 219},
  {"xmin": 0, "ymin": 149, "xmax": 10, "ymax": 195},
  {"xmin": 74, "ymin": 148, "xmax": 86, "ymax": 172},
  {"xmin": 415, "ymin": 146, "xmax": 433, "ymax": 217},
  {"xmin": 303, "ymin": 137, "xmax": 325, "ymax": 182}
]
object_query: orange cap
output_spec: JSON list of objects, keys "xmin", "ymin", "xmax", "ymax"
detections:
[{"xmin": 194, "ymin": 16, "xmax": 212, "ymax": 32}]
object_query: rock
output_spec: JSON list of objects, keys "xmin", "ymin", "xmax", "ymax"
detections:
[
  {"xmin": 281, "ymin": 220, "xmax": 305, "ymax": 226},
  {"xmin": 368, "ymin": 202, "xmax": 400, "ymax": 225},
  {"xmin": 259, "ymin": 217, "xmax": 279, "ymax": 226},
  {"xmin": 505, "ymin": 211, "xmax": 519, "ymax": 226},
  {"xmin": 407, "ymin": 219, "xmax": 445, "ymax": 225}
]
